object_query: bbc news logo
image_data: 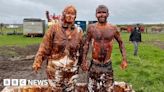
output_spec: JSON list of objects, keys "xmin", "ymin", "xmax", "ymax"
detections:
[{"xmin": 3, "ymin": 79, "xmax": 48, "ymax": 86}]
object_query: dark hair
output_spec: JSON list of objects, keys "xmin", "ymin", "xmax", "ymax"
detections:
[
  {"xmin": 96, "ymin": 5, "xmax": 109, "ymax": 13},
  {"xmin": 134, "ymin": 26, "xmax": 140, "ymax": 30}
]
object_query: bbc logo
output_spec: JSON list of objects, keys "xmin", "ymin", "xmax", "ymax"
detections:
[
  {"xmin": 3, "ymin": 79, "xmax": 10, "ymax": 86},
  {"xmin": 3, "ymin": 79, "xmax": 27, "ymax": 86}
]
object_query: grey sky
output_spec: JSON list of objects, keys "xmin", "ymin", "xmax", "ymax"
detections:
[{"xmin": 0, "ymin": 0, "xmax": 164, "ymax": 24}]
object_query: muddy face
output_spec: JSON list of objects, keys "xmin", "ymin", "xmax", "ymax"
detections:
[
  {"xmin": 96, "ymin": 5, "xmax": 109, "ymax": 23},
  {"xmin": 64, "ymin": 8, "xmax": 76, "ymax": 23}
]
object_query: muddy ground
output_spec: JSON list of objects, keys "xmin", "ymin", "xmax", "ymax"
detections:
[
  {"xmin": 0, "ymin": 44, "xmax": 87, "ymax": 91},
  {"xmin": 0, "ymin": 41, "xmax": 163, "ymax": 91},
  {"xmin": 0, "ymin": 44, "xmax": 46, "ymax": 91}
]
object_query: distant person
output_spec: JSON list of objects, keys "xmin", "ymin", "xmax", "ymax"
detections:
[
  {"xmin": 33, "ymin": 5, "xmax": 84, "ymax": 91},
  {"xmin": 0, "ymin": 23, "xmax": 4, "ymax": 35},
  {"xmin": 129, "ymin": 24, "xmax": 142, "ymax": 56},
  {"xmin": 81, "ymin": 5, "xmax": 128, "ymax": 91}
]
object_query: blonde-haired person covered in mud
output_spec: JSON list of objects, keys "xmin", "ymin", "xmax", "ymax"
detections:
[
  {"xmin": 81, "ymin": 5, "xmax": 128, "ymax": 92},
  {"xmin": 33, "ymin": 5, "xmax": 84, "ymax": 92}
]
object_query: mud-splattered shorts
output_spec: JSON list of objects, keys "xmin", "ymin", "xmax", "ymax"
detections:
[
  {"xmin": 88, "ymin": 60, "xmax": 114, "ymax": 92},
  {"xmin": 46, "ymin": 56, "xmax": 79, "ymax": 92}
]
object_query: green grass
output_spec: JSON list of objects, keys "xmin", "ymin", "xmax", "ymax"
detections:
[
  {"xmin": 121, "ymin": 32, "xmax": 164, "ymax": 42},
  {"xmin": 0, "ymin": 35, "xmax": 42, "ymax": 47},
  {"xmin": 112, "ymin": 33, "xmax": 164, "ymax": 92},
  {"xmin": 0, "ymin": 32, "xmax": 164, "ymax": 92}
]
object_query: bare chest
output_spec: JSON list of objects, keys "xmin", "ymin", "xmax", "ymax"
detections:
[{"xmin": 92, "ymin": 29, "xmax": 115, "ymax": 42}]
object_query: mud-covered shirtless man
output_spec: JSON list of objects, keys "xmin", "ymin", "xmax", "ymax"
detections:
[{"xmin": 81, "ymin": 5, "xmax": 128, "ymax": 92}]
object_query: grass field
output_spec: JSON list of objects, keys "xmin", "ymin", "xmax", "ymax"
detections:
[
  {"xmin": 0, "ymin": 35, "xmax": 42, "ymax": 47},
  {"xmin": 0, "ymin": 33, "xmax": 164, "ymax": 92},
  {"xmin": 112, "ymin": 33, "xmax": 164, "ymax": 92}
]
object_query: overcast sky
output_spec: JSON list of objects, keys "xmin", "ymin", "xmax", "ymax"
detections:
[{"xmin": 0, "ymin": 0, "xmax": 164, "ymax": 24}]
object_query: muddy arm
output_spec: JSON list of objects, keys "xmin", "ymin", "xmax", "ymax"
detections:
[
  {"xmin": 114, "ymin": 29, "xmax": 128, "ymax": 69},
  {"xmin": 77, "ymin": 30, "xmax": 85, "ymax": 65},
  {"xmin": 81, "ymin": 25, "xmax": 93, "ymax": 71},
  {"xmin": 33, "ymin": 26, "xmax": 55, "ymax": 67}
]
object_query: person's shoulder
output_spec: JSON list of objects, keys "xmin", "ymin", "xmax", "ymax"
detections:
[
  {"xmin": 52, "ymin": 22, "xmax": 61, "ymax": 27},
  {"xmin": 45, "ymin": 22, "xmax": 61, "ymax": 35},
  {"xmin": 88, "ymin": 23, "xmax": 98, "ymax": 31},
  {"xmin": 88, "ymin": 23, "xmax": 96, "ymax": 28},
  {"xmin": 107, "ymin": 22, "xmax": 117, "ymax": 27},
  {"xmin": 107, "ymin": 23, "xmax": 117, "ymax": 30}
]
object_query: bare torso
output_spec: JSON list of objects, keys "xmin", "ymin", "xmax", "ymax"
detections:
[{"xmin": 88, "ymin": 23, "xmax": 117, "ymax": 64}]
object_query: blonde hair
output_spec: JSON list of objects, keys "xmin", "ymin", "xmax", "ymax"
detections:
[{"xmin": 62, "ymin": 5, "xmax": 77, "ymax": 15}]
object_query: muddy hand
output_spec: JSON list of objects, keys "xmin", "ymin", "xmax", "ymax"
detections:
[
  {"xmin": 81, "ymin": 60, "xmax": 89, "ymax": 72},
  {"xmin": 120, "ymin": 60, "xmax": 128, "ymax": 70},
  {"xmin": 32, "ymin": 63, "xmax": 41, "ymax": 73}
]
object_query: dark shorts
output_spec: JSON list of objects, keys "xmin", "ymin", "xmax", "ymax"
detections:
[{"xmin": 88, "ymin": 60, "xmax": 114, "ymax": 92}]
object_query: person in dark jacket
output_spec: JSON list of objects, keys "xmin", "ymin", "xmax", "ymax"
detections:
[{"xmin": 129, "ymin": 24, "xmax": 142, "ymax": 56}]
